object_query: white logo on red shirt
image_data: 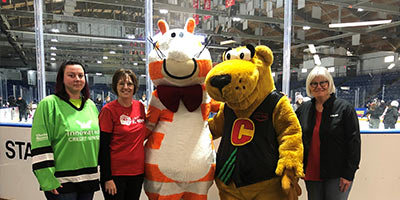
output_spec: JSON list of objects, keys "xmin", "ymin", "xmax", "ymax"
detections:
[{"xmin": 120, "ymin": 115, "xmax": 145, "ymax": 126}]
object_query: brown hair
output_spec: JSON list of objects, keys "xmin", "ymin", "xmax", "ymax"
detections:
[
  {"xmin": 112, "ymin": 69, "xmax": 138, "ymax": 96},
  {"xmin": 55, "ymin": 60, "xmax": 90, "ymax": 102}
]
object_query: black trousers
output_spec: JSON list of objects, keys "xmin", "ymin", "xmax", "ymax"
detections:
[{"xmin": 100, "ymin": 174, "xmax": 144, "ymax": 200}]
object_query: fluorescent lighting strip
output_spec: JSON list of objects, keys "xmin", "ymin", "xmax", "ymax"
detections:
[{"xmin": 329, "ymin": 20, "xmax": 392, "ymax": 28}]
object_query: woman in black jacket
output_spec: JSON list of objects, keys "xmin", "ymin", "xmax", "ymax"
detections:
[{"xmin": 296, "ymin": 66, "xmax": 361, "ymax": 200}]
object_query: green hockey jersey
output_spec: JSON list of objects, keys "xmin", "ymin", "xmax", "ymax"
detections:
[{"xmin": 31, "ymin": 95, "xmax": 100, "ymax": 192}]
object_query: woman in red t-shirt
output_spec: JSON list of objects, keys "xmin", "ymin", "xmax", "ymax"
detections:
[{"xmin": 98, "ymin": 69, "xmax": 146, "ymax": 200}]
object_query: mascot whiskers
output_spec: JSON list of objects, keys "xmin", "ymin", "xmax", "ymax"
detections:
[
  {"xmin": 144, "ymin": 18, "xmax": 216, "ymax": 200},
  {"xmin": 206, "ymin": 44, "xmax": 304, "ymax": 200}
]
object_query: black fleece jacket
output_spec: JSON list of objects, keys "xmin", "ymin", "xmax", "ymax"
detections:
[{"xmin": 296, "ymin": 94, "xmax": 361, "ymax": 181}]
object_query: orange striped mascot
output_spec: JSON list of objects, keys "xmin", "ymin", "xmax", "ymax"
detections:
[{"xmin": 144, "ymin": 18, "xmax": 216, "ymax": 200}]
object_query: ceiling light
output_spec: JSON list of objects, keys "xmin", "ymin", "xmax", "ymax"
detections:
[
  {"xmin": 50, "ymin": 57, "xmax": 56, "ymax": 61},
  {"xmin": 134, "ymin": 63, "xmax": 138, "ymax": 66},
  {"xmin": 232, "ymin": 17, "xmax": 241, "ymax": 22},
  {"xmin": 329, "ymin": 20, "xmax": 392, "ymax": 28},
  {"xmin": 96, "ymin": 72, "xmax": 103, "ymax": 76},
  {"xmin": 50, "ymin": 28, "xmax": 60, "ymax": 33},
  {"xmin": 303, "ymin": 26, "xmax": 311, "ymax": 30},
  {"xmin": 382, "ymin": 36, "xmax": 387, "ymax": 40},
  {"xmin": 357, "ymin": 8, "xmax": 364, "ymax": 12},
  {"xmin": 97, "ymin": 60, "xmax": 102, "ymax": 64},
  {"xmin": 118, "ymin": 44, "xmax": 123, "ymax": 47},
  {"xmin": 51, "ymin": 53, "xmax": 56, "ymax": 56},
  {"xmin": 126, "ymin": 34, "xmax": 135, "ymax": 39},
  {"xmin": 50, "ymin": 47, "xmax": 57, "ymax": 50},
  {"xmin": 51, "ymin": 38, "xmax": 58, "ymax": 42},
  {"xmin": 159, "ymin": 9, "xmax": 168, "ymax": 14},
  {"xmin": 384, "ymin": 56, "xmax": 394, "ymax": 63},
  {"xmin": 308, "ymin": 44, "xmax": 317, "ymax": 54},
  {"xmin": 301, "ymin": 68, "xmax": 307, "ymax": 73},
  {"xmin": 142, "ymin": 58, "xmax": 146, "ymax": 61},
  {"xmin": 109, "ymin": 50, "xmax": 116, "ymax": 54},
  {"xmin": 103, "ymin": 56, "xmax": 108, "ymax": 60},
  {"xmin": 313, "ymin": 54, "xmax": 321, "ymax": 66},
  {"xmin": 388, "ymin": 63, "xmax": 395, "ymax": 69},
  {"xmin": 220, "ymin": 40, "xmax": 236, "ymax": 45}
]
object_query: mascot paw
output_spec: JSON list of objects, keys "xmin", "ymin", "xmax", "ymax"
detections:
[{"xmin": 281, "ymin": 168, "xmax": 301, "ymax": 200}]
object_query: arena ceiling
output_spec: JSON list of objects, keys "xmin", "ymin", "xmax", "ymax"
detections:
[{"xmin": 0, "ymin": 0, "xmax": 399, "ymax": 76}]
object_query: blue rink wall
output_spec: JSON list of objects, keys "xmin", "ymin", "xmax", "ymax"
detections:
[{"xmin": 1, "ymin": 122, "xmax": 400, "ymax": 200}]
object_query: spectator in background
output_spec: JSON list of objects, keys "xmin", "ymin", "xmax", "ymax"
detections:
[
  {"xmin": 295, "ymin": 66, "xmax": 361, "ymax": 200},
  {"xmin": 0, "ymin": 96, "xmax": 3, "ymax": 108},
  {"xmin": 98, "ymin": 69, "xmax": 146, "ymax": 200},
  {"xmin": 364, "ymin": 102, "xmax": 383, "ymax": 129},
  {"xmin": 16, "ymin": 96, "xmax": 28, "ymax": 122},
  {"xmin": 103, "ymin": 95, "xmax": 111, "ymax": 107},
  {"xmin": 293, "ymin": 93, "xmax": 304, "ymax": 111},
  {"xmin": 8, "ymin": 95, "xmax": 17, "ymax": 107},
  {"xmin": 31, "ymin": 60, "xmax": 100, "ymax": 200},
  {"xmin": 95, "ymin": 96, "xmax": 103, "ymax": 112},
  {"xmin": 383, "ymin": 100, "xmax": 399, "ymax": 129}
]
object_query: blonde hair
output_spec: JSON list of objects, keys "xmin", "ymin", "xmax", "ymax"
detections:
[{"xmin": 306, "ymin": 66, "xmax": 336, "ymax": 97}]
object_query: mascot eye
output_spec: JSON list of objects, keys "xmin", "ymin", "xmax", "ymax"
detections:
[
  {"xmin": 238, "ymin": 49, "xmax": 252, "ymax": 61},
  {"xmin": 226, "ymin": 53, "xmax": 231, "ymax": 60},
  {"xmin": 171, "ymin": 32, "xmax": 176, "ymax": 38}
]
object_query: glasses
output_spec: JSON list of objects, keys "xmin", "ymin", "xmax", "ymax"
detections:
[{"xmin": 310, "ymin": 80, "xmax": 329, "ymax": 88}]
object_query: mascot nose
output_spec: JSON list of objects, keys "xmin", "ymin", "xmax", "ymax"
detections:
[{"xmin": 210, "ymin": 74, "xmax": 231, "ymax": 90}]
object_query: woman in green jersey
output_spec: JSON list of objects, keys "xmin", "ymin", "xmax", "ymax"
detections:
[{"xmin": 31, "ymin": 60, "xmax": 100, "ymax": 200}]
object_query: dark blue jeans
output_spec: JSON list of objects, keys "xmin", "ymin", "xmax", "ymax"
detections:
[
  {"xmin": 305, "ymin": 178, "xmax": 353, "ymax": 200},
  {"xmin": 44, "ymin": 191, "xmax": 94, "ymax": 200}
]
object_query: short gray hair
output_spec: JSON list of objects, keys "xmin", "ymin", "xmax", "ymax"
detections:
[{"xmin": 306, "ymin": 66, "xmax": 336, "ymax": 97}]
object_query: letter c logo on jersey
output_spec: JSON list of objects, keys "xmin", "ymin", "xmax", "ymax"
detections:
[{"xmin": 231, "ymin": 118, "xmax": 255, "ymax": 146}]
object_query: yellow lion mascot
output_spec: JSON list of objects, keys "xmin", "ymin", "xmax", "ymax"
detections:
[{"xmin": 205, "ymin": 44, "xmax": 304, "ymax": 200}]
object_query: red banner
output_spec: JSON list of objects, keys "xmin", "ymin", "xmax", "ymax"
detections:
[
  {"xmin": 225, "ymin": 0, "xmax": 235, "ymax": 8},
  {"xmin": 193, "ymin": 0, "xmax": 200, "ymax": 25},
  {"xmin": 204, "ymin": 0, "xmax": 211, "ymax": 20}
]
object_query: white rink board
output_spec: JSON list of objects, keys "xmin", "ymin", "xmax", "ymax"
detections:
[{"xmin": 1, "ymin": 125, "xmax": 400, "ymax": 200}]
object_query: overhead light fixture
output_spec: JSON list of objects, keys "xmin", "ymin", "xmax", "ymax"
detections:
[
  {"xmin": 51, "ymin": 53, "xmax": 56, "ymax": 56},
  {"xmin": 382, "ymin": 36, "xmax": 387, "ymax": 40},
  {"xmin": 384, "ymin": 55, "xmax": 394, "ymax": 63},
  {"xmin": 388, "ymin": 63, "xmax": 395, "ymax": 69},
  {"xmin": 50, "ymin": 28, "xmax": 60, "ymax": 33},
  {"xmin": 329, "ymin": 20, "xmax": 392, "ymax": 28},
  {"xmin": 232, "ymin": 17, "xmax": 241, "ymax": 22},
  {"xmin": 51, "ymin": 38, "xmax": 58, "ymax": 42},
  {"xmin": 133, "ymin": 63, "xmax": 138, "ymax": 66},
  {"xmin": 50, "ymin": 57, "xmax": 56, "ymax": 61},
  {"xmin": 303, "ymin": 26, "xmax": 311, "ymax": 30},
  {"xmin": 103, "ymin": 56, "xmax": 108, "ymax": 60},
  {"xmin": 159, "ymin": 9, "xmax": 168, "ymax": 14},
  {"xmin": 301, "ymin": 68, "xmax": 307, "ymax": 73},
  {"xmin": 308, "ymin": 44, "xmax": 317, "ymax": 54},
  {"xmin": 126, "ymin": 34, "xmax": 135, "ymax": 39},
  {"xmin": 118, "ymin": 44, "xmax": 123, "ymax": 47},
  {"xmin": 109, "ymin": 50, "xmax": 116, "ymax": 54},
  {"xmin": 97, "ymin": 60, "xmax": 102, "ymax": 64},
  {"xmin": 50, "ymin": 46, "xmax": 57, "ymax": 50},
  {"xmin": 96, "ymin": 72, "xmax": 103, "ymax": 76},
  {"xmin": 313, "ymin": 54, "xmax": 321, "ymax": 66},
  {"xmin": 220, "ymin": 40, "xmax": 236, "ymax": 45},
  {"xmin": 357, "ymin": 8, "xmax": 364, "ymax": 12}
]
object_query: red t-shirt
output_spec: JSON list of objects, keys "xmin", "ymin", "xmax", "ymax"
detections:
[
  {"xmin": 99, "ymin": 99, "xmax": 146, "ymax": 176},
  {"xmin": 305, "ymin": 111, "xmax": 322, "ymax": 181}
]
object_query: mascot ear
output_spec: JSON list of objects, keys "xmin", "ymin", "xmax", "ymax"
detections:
[
  {"xmin": 158, "ymin": 19, "xmax": 169, "ymax": 35},
  {"xmin": 185, "ymin": 18, "xmax": 196, "ymax": 33},
  {"xmin": 255, "ymin": 45, "xmax": 274, "ymax": 67},
  {"xmin": 246, "ymin": 44, "xmax": 256, "ymax": 58}
]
